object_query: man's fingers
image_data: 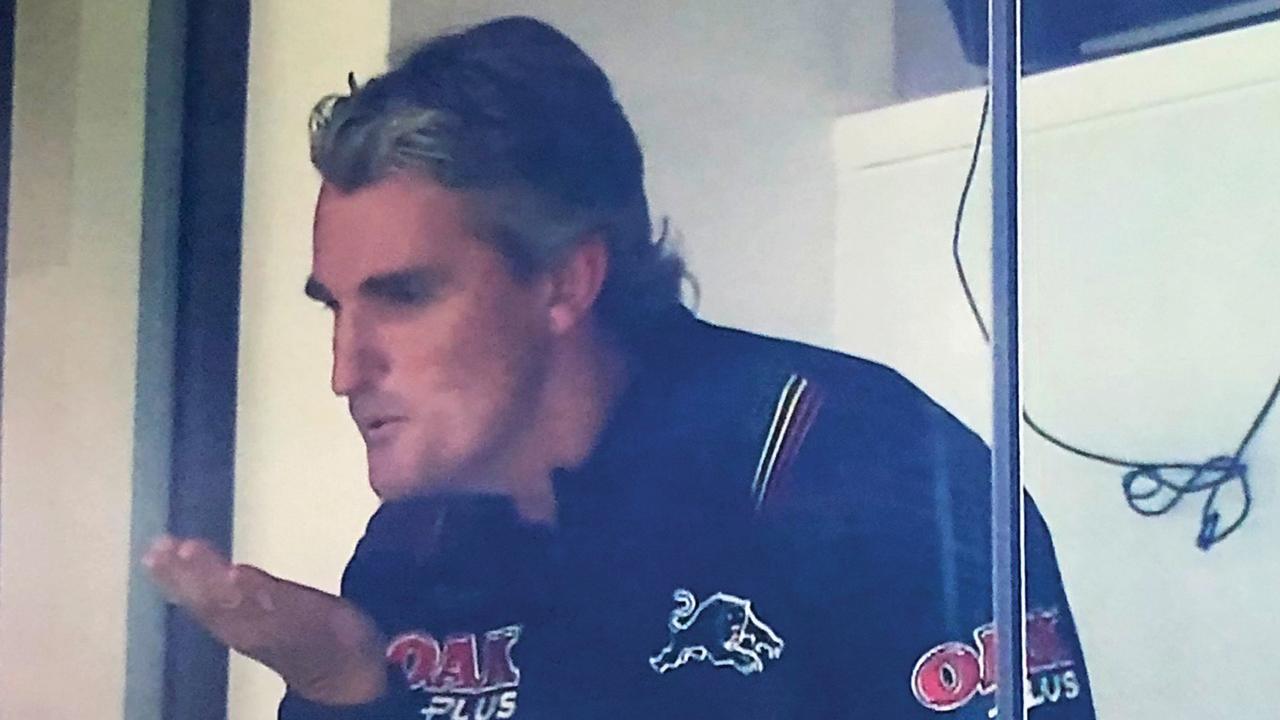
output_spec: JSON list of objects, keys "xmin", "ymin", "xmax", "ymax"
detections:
[
  {"xmin": 142, "ymin": 535, "xmax": 193, "ymax": 603},
  {"xmin": 141, "ymin": 535, "xmax": 176, "ymax": 567},
  {"xmin": 142, "ymin": 536, "xmax": 242, "ymax": 610},
  {"xmin": 141, "ymin": 536, "xmax": 387, "ymax": 700},
  {"xmin": 176, "ymin": 539, "xmax": 244, "ymax": 610},
  {"xmin": 142, "ymin": 541, "xmax": 283, "ymax": 650},
  {"xmin": 223, "ymin": 564, "xmax": 382, "ymax": 656},
  {"xmin": 227, "ymin": 563, "xmax": 279, "ymax": 612},
  {"xmin": 225, "ymin": 565, "xmax": 353, "ymax": 628}
]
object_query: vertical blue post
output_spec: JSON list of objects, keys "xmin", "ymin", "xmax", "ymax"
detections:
[{"xmin": 990, "ymin": 0, "xmax": 1024, "ymax": 717}]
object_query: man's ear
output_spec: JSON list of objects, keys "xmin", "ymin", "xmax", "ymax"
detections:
[{"xmin": 546, "ymin": 234, "xmax": 609, "ymax": 336}]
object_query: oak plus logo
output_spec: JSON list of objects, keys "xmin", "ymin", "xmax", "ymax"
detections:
[
  {"xmin": 911, "ymin": 608, "xmax": 1083, "ymax": 716},
  {"xmin": 387, "ymin": 625, "xmax": 522, "ymax": 719}
]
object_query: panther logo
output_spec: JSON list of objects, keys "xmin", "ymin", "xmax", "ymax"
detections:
[{"xmin": 649, "ymin": 589, "xmax": 785, "ymax": 675}]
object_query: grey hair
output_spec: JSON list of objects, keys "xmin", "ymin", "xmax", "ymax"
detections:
[{"xmin": 307, "ymin": 20, "xmax": 689, "ymax": 338}]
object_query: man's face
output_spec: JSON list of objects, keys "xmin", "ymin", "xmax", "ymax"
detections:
[{"xmin": 309, "ymin": 174, "xmax": 555, "ymax": 500}]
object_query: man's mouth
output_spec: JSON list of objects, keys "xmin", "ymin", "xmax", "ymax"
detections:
[{"xmin": 362, "ymin": 417, "xmax": 406, "ymax": 443}]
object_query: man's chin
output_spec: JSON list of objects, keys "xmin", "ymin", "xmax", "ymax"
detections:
[
  {"xmin": 369, "ymin": 475, "xmax": 429, "ymax": 502},
  {"xmin": 365, "ymin": 453, "xmax": 487, "ymax": 502},
  {"xmin": 366, "ymin": 461, "xmax": 435, "ymax": 501}
]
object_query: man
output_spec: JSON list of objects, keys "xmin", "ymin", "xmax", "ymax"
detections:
[{"xmin": 144, "ymin": 16, "xmax": 1096, "ymax": 719}]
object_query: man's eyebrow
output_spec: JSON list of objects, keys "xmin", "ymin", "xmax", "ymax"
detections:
[{"xmin": 303, "ymin": 276, "xmax": 334, "ymax": 304}]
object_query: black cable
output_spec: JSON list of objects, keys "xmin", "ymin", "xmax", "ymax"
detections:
[
  {"xmin": 953, "ymin": 92, "xmax": 992, "ymax": 346},
  {"xmin": 951, "ymin": 90, "xmax": 1276, "ymax": 550}
]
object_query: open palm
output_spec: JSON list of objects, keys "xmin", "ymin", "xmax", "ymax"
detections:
[{"xmin": 142, "ymin": 535, "xmax": 389, "ymax": 705}]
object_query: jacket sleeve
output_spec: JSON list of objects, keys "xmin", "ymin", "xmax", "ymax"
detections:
[
  {"xmin": 761, "ymin": 364, "xmax": 1096, "ymax": 719},
  {"xmin": 1021, "ymin": 496, "xmax": 1096, "ymax": 719}
]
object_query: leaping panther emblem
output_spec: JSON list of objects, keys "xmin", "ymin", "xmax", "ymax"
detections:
[{"xmin": 649, "ymin": 589, "xmax": 785, "ymax": 675}]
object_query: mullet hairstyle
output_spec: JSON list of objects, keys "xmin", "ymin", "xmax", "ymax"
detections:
[{"xmin": 308, "ymin": 16, "xmax": 688, "ymax": 337}]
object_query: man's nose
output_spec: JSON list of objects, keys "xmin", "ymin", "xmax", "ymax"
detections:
[{"xmin": 330, "ymin": 310, "xmax": 384, "ymax": 397}]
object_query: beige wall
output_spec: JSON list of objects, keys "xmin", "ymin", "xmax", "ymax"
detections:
[
  {"xmin": 229, "ymin": 3, "xmax": 390, "ymax": 718},
  {"xmin": 0, "ymin": 1, "xmax": 162, "ymax": 719}
]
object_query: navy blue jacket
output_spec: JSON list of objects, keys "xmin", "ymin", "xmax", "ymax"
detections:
[{"xmin": 280, "ymin": 310, "xmax": 1096, "ymax": 719}]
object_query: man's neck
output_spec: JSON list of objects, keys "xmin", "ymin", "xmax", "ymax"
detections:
[{"xmin": 504, "ymin": 320, "xmax": 633, "ymax": 525}]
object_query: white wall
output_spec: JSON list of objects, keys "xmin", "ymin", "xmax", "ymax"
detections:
[
  {"xmin": 229, "ymin": 3, "xmax": 390, "ymax": 719},
  {"xmin": 391, "ymin": 0, "xmax": 849, "ymax": 346},
  {"xmin": 832, "ymin": 21, "xmax": 1280, "ymax": 719},
  {"xmin": 0, "ymin": 1, "xmax": 167, "ymax": 718}
]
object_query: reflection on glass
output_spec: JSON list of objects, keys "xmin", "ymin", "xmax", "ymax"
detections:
[
  {"xmin": 1020, "ymin": 12, "xmax": 1280, "ymax": 720},
  {"xmin": 6, "ymin": 2, "xmax": 1196, "ymax": 719},
  {"xmin": 227, "ymin": 4, "xmax": 1070, "ymax": 720}
]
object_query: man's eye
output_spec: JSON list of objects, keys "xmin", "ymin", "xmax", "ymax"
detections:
[
  {"xmin": 362, "ymin": 271, "xmax": 442, "ymax": 308},
  {"xmin": 375, "ymin": 285, "xmax": 436, "ymax": 308},
  {"xmin": 385, "ymin": 288, "xmax": 429, "ymax": 305}
]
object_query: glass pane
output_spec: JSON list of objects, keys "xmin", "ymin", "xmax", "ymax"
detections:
[
  {"xmin": 1020, "ymin": 11, "xmax": 1280, "ymax": 720},
  {"xmin": 228, "ymin": 3, "xmax": 1018, "ymax": 720}
]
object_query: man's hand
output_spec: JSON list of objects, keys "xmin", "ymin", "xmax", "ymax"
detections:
[{"xmin": 142, "ymin": 535, "xmax": 389, "ymax": 705}]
